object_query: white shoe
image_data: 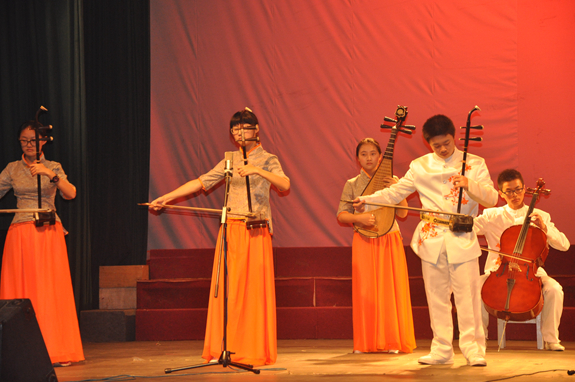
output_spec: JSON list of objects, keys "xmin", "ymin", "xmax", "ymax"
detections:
[
  {"xmin": 388, "ymin": 350, "xmax": 399, "ymax": 354},
  {"xmin": 353, "ymin": 350, "xmax": 363, "ymax": 354},
  {"xmin": 545, "ymin": 342, "xmax": 565, "ymax": 351},
  {"xmin": 418, "ymin": 353, "xmax": 454, "ymax": 365},
  {"xmin": 467, "ymin": 355, "xmax": 487, "ymax": 366}
]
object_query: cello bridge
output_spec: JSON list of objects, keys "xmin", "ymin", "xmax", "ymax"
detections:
[{"xmin": 508, "ymin": 262, "xmax": 522, "ymax": 272}]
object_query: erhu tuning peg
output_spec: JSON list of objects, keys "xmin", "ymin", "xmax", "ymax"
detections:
[{"xmin": 460, "ymin": 137, "xmax": 482, "ymax": 142}]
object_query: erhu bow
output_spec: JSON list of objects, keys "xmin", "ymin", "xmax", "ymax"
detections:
[{"xmin": 353, "ymin": 105, "xmax": 415, "ymax": 237}]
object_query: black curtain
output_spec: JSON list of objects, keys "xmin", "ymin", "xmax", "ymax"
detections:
[{"xmin": 0, "ymin": 0, "xmax": 150, "ymax": 310}]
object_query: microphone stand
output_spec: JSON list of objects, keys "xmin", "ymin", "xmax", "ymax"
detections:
[{"xmin": 164, "ymin": 154, "xmax": 261, "ymax": 375}]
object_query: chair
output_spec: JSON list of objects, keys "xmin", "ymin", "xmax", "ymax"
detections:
[{"xmin": 497, "ymin": 313, "xmax": 543, "ymax": 349}]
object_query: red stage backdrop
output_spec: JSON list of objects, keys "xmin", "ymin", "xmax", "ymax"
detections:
[{"xmin": 149, "ymin": 0, "xmax": 575, "ymax": 249}]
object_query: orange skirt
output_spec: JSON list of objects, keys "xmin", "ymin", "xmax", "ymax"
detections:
[
  {"xmin": 0, "ymin": 222, "xmax": 84, "ymax": 363},
  {"xmin": 202, "ymin": 219, "xmax": 277, "ymax": 366},
  {"xmin": 352, "ymin": 231, "xmax": 416, "ymax": 353}
]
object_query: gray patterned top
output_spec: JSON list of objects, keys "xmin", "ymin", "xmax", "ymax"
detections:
[
  {"xmin": 199, "ymin": 145, "xmax": 288, "ymax": 234},
  {"xmin": 0, "ymin": 155, "xmax": 69, "ymax": 225}
]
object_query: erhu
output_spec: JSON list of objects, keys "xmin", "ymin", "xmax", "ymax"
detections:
[
  {"xmin": 448, "ymin": 105, "xmax": 484, "ymax": 232},
  {"xmin": 32, "ymin": 106, "xmax": 56, "ymax": 226},
  {"xmin": 237, "ymin": 108, "xmax": 268, "ymax": 230}
]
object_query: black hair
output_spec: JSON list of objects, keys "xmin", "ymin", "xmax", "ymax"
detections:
[
  {"xmin": 497, "ymin": 169, "xmax": 524, "ymax": 190},
  {"xmin": 18, "ymin": 120, "xmax": 48, "ymax": 138},
  {"xmin": 230, "ymin": 109, "xmax": 259, "ymax": 130},
  {"xmin": 355, "ymin": 138, "xmax": 382, "ymax": 157},
  {"xmin": 422, "ymin": 114, "xmax": 455, "ymax": 142}
]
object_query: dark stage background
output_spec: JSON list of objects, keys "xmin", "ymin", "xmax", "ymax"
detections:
[{"xmin": 0, "ymin": 0, "xmax": 150, "ymax": 311}]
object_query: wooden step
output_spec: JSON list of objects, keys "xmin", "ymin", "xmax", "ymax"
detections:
[{"xmin": 99, "ymin": 265, "xmax": 149, "ymax": 310}]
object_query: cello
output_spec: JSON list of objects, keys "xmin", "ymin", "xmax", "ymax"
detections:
[
  {"xmin": 353, "ymin": 105, "xmax": 415, "ymax": 238},
  {"xmin": 481, "ymin": 179, "xmax": 550, "ymax": 323}
]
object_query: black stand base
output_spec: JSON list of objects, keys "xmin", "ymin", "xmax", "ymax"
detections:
[{"xmin": 164, "ymin": 350, "xmax": 260, "ymax": 374}]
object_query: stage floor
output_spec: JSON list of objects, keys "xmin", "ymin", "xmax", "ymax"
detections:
[{"xmin": 55, "ymin": 339, "xmax": 574, "ymax": 382}]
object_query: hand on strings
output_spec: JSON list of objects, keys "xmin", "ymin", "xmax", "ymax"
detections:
[
  {"xmin": 452, "ymin": 175, "xmax": 469, "ymax": 190},
  {"xmin": 352, "ymin": 197, "xmax": 366, "ymax": 213},
  {"xmin": 381, "ymin": 175, "xmax": 399, "ymax": 188},
  {"xmin": 29, "ymin": 161, "xmax": 55, "ymax": 178},
  {"xmin": 355, "ymin": 212, "xmax": 376, "ymax": 227},
  {"xmin": 484, "ymin": 263, "xmax": 500, "ymax": 277},
  {"xmin": 237, "ymin": 163, "xmax": 260, "ymax": 177},
  {"xmin": 529, "ymin": 212, "xmax": 547, "ymax": 233}
]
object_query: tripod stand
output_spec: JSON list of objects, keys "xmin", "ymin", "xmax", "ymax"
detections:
[{"xmin": 163, "ymin": 153, "xmax": 260, "ymax": 375}]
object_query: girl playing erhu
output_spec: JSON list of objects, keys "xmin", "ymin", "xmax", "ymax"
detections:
[
  {"xmin": 150, "ymin": 108, "xmax": 289, "ymax": 365},
  {"xmin": 0, "ymin": 120, "xmax": 83, "ymax": 366}
]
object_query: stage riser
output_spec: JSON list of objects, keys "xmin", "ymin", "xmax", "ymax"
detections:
[
  {"xmin": 147, "ymin": 247, "xmax": 573, "ymax": 279},
  {"xmin": 136, "ymin": 307, "xmax": 433, "ymax": 341},
  {"xmin": 136, "ymin": 278, "xmax": 428, "ymax": 309},
  {"xmin": 134, "ymin": 247, "xmax": 574, "ymax": 342},
  {"xmin": 135, "ymin": 307, "xmax": 575, "ymax": 342}
]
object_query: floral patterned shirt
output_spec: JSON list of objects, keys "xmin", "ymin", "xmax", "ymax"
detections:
[{"xmin": 360, "ymin": 148, "xmax": 498, "ymax": 264}]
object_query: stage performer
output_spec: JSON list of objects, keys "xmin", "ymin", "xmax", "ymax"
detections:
[
  {"xmin": 474, "ymin": 169, "xmax": 570, "ymax": 351},
  {"xmin": 337, "ymin": 138, "xmax": 416, "ymax": 354},
  {"xmin": 150, "ymin": 108, "xmax": 290, "ymax": 366},
  {"xmin": 0, "ymin": 121, "xmax": 83, "ymax": 366},
  {"xmin": 353, "ymin": 115, "xmax": 498, "ymax": 366}
]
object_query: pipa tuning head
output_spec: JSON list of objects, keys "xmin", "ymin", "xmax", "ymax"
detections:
[{"xmin": 395, "ymin": 105, "xmax": 408, "ymax": 119}]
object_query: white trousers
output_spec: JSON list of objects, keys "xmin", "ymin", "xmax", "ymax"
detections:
[
  {"xmin": 421, "ymin": 245, "xmax": 486, "ymax": 360},
  {"xmin": 481, "ymin": 274, "xmax": 564, "ymax": 343}
]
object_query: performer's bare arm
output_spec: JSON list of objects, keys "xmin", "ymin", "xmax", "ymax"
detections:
[
  {"xmin": 149, "ymin": 179, "xmax": 203, "ymax": 210},
  {"xmin": 29, "ymin": 162, "xmax": 76, "ymax": 200},
  {"xmin": 238, "ymin": 163, "xmax": 290, "ymax": 191}
]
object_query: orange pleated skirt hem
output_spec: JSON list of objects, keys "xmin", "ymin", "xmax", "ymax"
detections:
[
  {"xmin": 202, "ymin": 219, "xmax": 277, "ymax": 366},
  {"xmin": 0, "ymin": 222, "xmax": 85, "ymax": 363},
  {"xmin": 352, "ymin": 231, "xmax": 416, "ymax": 354}
]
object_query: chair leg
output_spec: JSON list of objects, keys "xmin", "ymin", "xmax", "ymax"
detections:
[
  {"xmin": 536, "ymin": 314, "xmax": 543, "ymax": 350},
  {"xmin": 497, "ymin": 319, "xmax": 506, "ymax": 349}
]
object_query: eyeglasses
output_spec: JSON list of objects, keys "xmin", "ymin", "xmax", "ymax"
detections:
[
  {"xmin": 19, "ymin": 139, "xmax": 38, "ymax": 146},
  {"xmin": 230, "ymin": 125, "xmax": 256, "ymax": 135},
  {"xmin": 502, "ymin": 187, "xmax": 525, "ymax": 196}
]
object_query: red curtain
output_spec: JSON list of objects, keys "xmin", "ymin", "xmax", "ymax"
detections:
[{"xmin": 149, "ymin": 0, "xmax": 575, "ymax": 249}]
